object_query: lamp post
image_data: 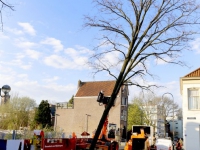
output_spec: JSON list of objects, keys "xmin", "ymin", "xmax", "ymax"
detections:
[
  {"xmin": 85, "ymin": 114, "xmax": 91, "ymax": 132},
  {"xmin": 54, "ymin": 114, "xmax": 60, "ymax": 131},
  {"xmin": 0, "ymin": 85, "xmax": 11, "ymax": 105},
  {"xmin": 162, "ymin": 92, "xmax": 174, "ymax": 149}
]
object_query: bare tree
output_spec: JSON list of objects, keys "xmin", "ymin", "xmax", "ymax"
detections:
[
  {"xmin": 176, "ymin": 108, "xmax": 183, "ymax": 120},
  {"xmin": 0, "ymin": 0, "xmax": 14, "ymax": 31},
  {"xmin": 133, "ymin": 92, "xmax": 179, "ymax": 137},
  {"xmin": 84, "ymin": 0, "xmax": 200, "ymax": 149},
  {"xmin": 150, "ymin": 95, "xmax": 179, "ymax": 137}
]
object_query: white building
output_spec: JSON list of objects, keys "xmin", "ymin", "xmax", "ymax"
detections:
[
  {"xmin": 167, "ymin": 118, "xmax": 183, "ymax": 139},
  {"xmin": 180, "ymin": 67, "xmax": 200, "ymax": 150},
  {"xmin": 143, "ymin": 105, "xmax": 165, "ymax": 137}
]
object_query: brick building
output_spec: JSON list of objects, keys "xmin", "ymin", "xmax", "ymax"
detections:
[{"xmin": 55, "ymin": 80, "xmax": 129, "ymax": 139}]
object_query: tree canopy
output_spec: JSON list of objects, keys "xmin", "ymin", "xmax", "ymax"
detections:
[
  {"xmin": 0, "ymin": 94, "xmax": 36, "ymax": 130},
  {"xmin": 68, "ymin": 95, "xmax": 74, "ymax": 104},
  {"xmin": 127, "ymin": 102, "xmax": 144, "ymax": 130},
  {"xmin": 34, "ymin": 100, "xmax": 52, "ymax": 128}
]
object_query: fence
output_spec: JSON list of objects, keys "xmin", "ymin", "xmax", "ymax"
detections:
[{"xmin": 0, "ymin": 138, "xmax": 76, "ymax": 150}]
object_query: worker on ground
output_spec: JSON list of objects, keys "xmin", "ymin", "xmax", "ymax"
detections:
[
  {"xmin": 144, "ymin": 135, "xmax": 150, "ymax": 150},
  {"xmin": 115, "ymin": 128, "xmax": 120, "ymax": 144}
]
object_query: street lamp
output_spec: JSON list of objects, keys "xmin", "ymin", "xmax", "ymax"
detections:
[
  {"xmin": 85, "ymin": 114, "xmax": 91, "ymax": 132},
  {"xmin": 162, "ymin": 92, "xmax": 174, "ymax": 149},
  {"xmin": 0, "ymin": 85, "xmax": 11, "ymax": 104},
  {"xmin": 54, "ymin": 114, "xmax": 60, "ymax": 131}
]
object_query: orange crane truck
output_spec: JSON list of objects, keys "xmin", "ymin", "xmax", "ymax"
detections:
[
  {"xmin": 124, "ymin": 125, "xmax": 153, "ymax": 150},
  {"xmin": 96, "ymin": 91, "xmax": 119, "ymax": 150}
]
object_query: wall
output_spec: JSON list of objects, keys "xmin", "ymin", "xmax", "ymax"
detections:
[
  {"xmin": 168, "ymin": 119, "xmax": 183, "ymax": 139},
  {"xmin": 56, "ymin": 96, "xmax": 121, "ymax": 137},
  {"xmin": 181, "ymin": 78, "xmax": 200, "ymax": 150}
]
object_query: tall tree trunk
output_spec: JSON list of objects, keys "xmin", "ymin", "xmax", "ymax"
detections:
[{"xmin": 89, "ymin": 77, "xmax": 123, "ymax": 149}]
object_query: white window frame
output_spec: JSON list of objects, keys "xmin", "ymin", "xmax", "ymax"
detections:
[{"xmin": 188, "ymin": 88, "xmax": 200, "ymax": 110}]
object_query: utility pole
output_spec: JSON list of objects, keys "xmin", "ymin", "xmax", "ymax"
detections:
[
  {"xmin": 86, "ymin": 114, "xmax": 91, "ymax": 132},
  {"xmin": 162, "ymin": 92, "xmax": 174, "ymax": 150}
]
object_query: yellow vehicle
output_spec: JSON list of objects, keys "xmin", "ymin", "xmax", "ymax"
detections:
[{"xmin": 124, "ymin": 125, "xmax": 153, "ymax": 150}]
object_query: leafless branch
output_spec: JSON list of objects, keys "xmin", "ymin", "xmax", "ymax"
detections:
[
  {"xmin": 87, "ymin": 0, "xmax": 200, "ymax": 149},
  {"xmin": 0, "ymin": 0, "xmax": 14, "ymax": 31}
]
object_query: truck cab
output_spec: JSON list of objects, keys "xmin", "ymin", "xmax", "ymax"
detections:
[{"xmin": 124, "ymin": 125, "xmax": 153, "ymax": 150}]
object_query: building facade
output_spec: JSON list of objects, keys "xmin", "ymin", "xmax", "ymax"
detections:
[
  {"xmin": 143, "ymin": 104, "xmax": 165, "ymax": 137},
  {"xmin": 180, "ymin": 67, "xmax": 200, "ymax": 150},
  {"xmin": 167, "ymin": 118, "xmax": 183, "ymax": 139},
  {"xmin": 56, "ymin": 80, "xmax": 129, "ymax": 139}
]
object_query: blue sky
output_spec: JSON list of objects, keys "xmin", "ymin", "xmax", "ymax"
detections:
[{"xmin": 0, "ymin": 0, "xmax": 200, "ymax": 105}]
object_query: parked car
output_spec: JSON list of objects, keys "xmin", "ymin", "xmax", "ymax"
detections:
[{"xmin": 155, "ymin": 138, "xmax": 172, "ymax": 150}]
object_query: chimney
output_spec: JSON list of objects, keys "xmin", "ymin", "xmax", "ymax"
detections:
[{"xmin": 78, "ymin": 80, "xmax": 82, "ymax": 88}]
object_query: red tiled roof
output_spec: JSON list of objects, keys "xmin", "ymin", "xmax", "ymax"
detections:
[
  {"xmin": 75, "ymin": 80, "xmax": 116, "ymax": 97},
  {"xmin": 184, "ymin": 67, "xmax": 200, "ymax": 77}
]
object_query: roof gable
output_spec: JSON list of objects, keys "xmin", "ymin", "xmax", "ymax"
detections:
[
  {"xmin": 75, "ymin": 80, "xmax": 116, "ymax": 97},
  {"xmin": 184, "ymin": 67, "xmax": 200, "ymax": 77}
]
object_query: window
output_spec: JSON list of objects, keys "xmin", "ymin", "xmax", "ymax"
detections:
[
  {"xmin": 123, "ymin": 110, "xmax": 127, "ymax": 116},
  {"xmin": 188, "ymin": 89, "xmax": 200, "ymax": 110},
  {"xmin": 124, "ymin": 116, "xmax": 127, "ymax": 121},
  {"xmin": 121, "ymin": 97, "xmax": 127, "ymax": 106},
  {"xmin": 121, "ymin": 110, "xmax": 127, "ymax": 121}
]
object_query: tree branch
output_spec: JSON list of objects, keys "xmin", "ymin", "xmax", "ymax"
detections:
[{"xmin": 0, "ymin": 0, "xmax": 14, "ymax": 31}]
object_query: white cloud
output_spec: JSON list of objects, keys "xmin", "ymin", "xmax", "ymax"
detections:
[
  {"xmin": 44, "ymin": 55, "xmax": 72, "ymax": 69},
  {"xmin": 20, "ymin": 64, "xmax": 32, "ymax": 70},
  {"xmin": 103, "ymin": 51, "xmax": 120, "ymax": 66},
  {"xmin": 0, "ymin": 50, "xmax": 5, "ymax": 57},
  {"xmin": 0, "ymin": 32, "xmax": 10, "ymax": 39},
  {"xmin": 13, "ymin": 78, "xmax": 76, "ymax": 104},
  {"xmin": 0, "ymin": 67, "xmax": 16, "ymax": 81},
  {"xmin": 75, "ymin": 45, "xmax": 94, "ymax": 55},
  {"xmin": 64, "ymin": 47, "xmax": 92, "ymax": 67},
  {"xmin": 5, "ymin": 27, "xmax": 24, "ymax": 35},
  {"xmin": 64, "ymin": 48, "xmax": 88, "ymax": 65},
  {"xmin": 43, "ymin": 76, "xmax": 59, "ymax": 83},
  {"xmin": 16, "ymin": 53, "xmax": 26, "ymax": 59},
  {"xmin": 15, "ymin": 80, "xmax": 38, "ymax": 87},
  {"xmin": 41, "ymin": 37, "xmax": 63, "ymax": 52},
  {"xmin": 2, "ymin": 55, "xmax": 24, "ymax": 67},
  {"xmin": 3, "ymin": 53, "xmax": 32, "ymax": 70},
  {"xmin": 18, "ymin": 74, "xmax": 28, "ymax": 78},
  {"xmin": 190, "ymin": 38, "xmax": 200, "ymax": 54},
  {"xmin": 25, "ymin": 49, "xmax": 41, "ymax": 59},
  {"xmin": 18, "ymin": 22, "xmax": 36, "ymax": 36},
  {"xmin": 12, "ymin": 58, "xmax": 23, "ymax": 65},
  {"xmin": 128, "ymin": 79, "xmax": 182, "ymax": 106},
  {"xmin": 0, "ymin": 67, "xmax": 76, "ymax": 104},
  {"xmin": 64, "ymin": 48, "xmax": 78, "ymax": 58},
  {"xmin": 15, "ymin": 38, "xmax": 36, "ymax": 49},
  {"xmin": 74, "ymin": 56, "xmax": 88, "ymax": 66},
  {"xmin": 43, "ymin": 46, "xmax": 93, "ymax": 70}
]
